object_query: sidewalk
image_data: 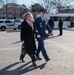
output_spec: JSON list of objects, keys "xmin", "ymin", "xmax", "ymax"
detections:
[{"xmin": 0, "ymin": 29, "xmax": 74, "ymax": 75}]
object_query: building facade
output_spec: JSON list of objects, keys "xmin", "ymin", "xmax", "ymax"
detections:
[{"xmin": 0, "ymin": 3, "xmax": 24, "ymax": 19}]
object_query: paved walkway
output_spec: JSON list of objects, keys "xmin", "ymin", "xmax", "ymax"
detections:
[{"xmin": 0, "ymin": 28, "xmax": 74, "ymax": 75}]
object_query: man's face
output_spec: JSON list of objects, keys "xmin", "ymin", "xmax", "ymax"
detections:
[{"xmin": 40, "ymin": 12, "xmax": 46, "ymax": 18}]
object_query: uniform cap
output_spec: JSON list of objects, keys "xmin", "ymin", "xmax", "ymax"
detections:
[{"xmin": 39, "ymin": 9, "xmax": 47, "ymax": 13}]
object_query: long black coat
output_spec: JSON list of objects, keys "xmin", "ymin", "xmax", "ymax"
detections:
[
  {"xmin": 58, "ymin": 19, "xmax": 63, "ymax": 29},
  {"xmin": 48, "ymin": 18, "xmax": 54, "ymax": 29},
  {"xmin": 20, "ymin": 20, "xmax": 36, "ymax": 55}
]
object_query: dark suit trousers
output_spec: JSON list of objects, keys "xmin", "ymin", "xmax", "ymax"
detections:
[
  {"xmin": 36, "ymin": 37, "xmax": 48, "ymax": 59},
  {"xmin": 59, "ymin": 27, "xmax": 63, "ymax": 35}
]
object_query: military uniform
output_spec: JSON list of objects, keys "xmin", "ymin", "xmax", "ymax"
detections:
[{"xmin": 34, "ymin": 12, "xmax": 50, "ymax": 61}]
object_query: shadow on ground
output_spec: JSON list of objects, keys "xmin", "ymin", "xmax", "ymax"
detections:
[
  {"xmin": 11, "ymin": 35, "xmax": 59, "ymax": 44},
  {"xmin": 12, "ymin": 41, "xmax": 21, "ymax": 44},
  {"xmin": 0, "ymin": 61, "xmax": 46, "ymax": 75}
]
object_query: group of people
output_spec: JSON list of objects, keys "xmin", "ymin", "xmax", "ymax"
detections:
[
  {"xmin": 47, "ymin": 16, "xmax": 63, "ymax": 36},
  {"xmin": 20, "ymin": 9, "xmax": 63, "ymax": 67}
]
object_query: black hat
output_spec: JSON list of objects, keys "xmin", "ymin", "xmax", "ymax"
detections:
[{"xmin": 39, "ymin": 9, "xmax": 47, "ymax": 13}]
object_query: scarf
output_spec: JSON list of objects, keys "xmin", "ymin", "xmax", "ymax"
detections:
[{"xmin": 26, "ymin": 20, "xmax": 34, "ymax": 30}]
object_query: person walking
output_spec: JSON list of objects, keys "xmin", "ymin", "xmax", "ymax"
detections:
[
  {"xmin": 34, "ymin": 9, "xmax": 50, "ymax": 63},
  {"xmin": 48, "ymin": 17, "xmax": 54, "ymax": 31},
  {"xmin": 20, "ymin": 13, "xmax": 37, "ymax": 66},
  {"xmin": 58, "ymin": 18, "xmax": 63, "ymax": 36}
]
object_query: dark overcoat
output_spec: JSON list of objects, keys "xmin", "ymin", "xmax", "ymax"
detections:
[
  {"xmin": 48, "ymin": 18, "xmax": 54, "ymax": 29},
  {"xmin": 20, "ymin": 20, "xmax": 36, "ymax": 55},
  {"xmin": 58, "ymin": 19, "xmax": 63, "ymax": 29}
]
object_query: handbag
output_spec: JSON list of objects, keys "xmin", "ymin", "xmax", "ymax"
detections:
[
  {"xmin": 20, "ymin": 44, "xmax": 27, "ymax": 62},
  {"xmin": 21, "ymin": 44, "xmax": 27, "ymax": 55}
]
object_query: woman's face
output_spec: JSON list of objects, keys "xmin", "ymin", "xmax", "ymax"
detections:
[{"xmin": 27, "ymin": 14, "xmax": 33, "ymax": 21}]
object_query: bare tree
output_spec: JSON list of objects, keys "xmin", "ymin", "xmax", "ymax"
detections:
[
  {"xmin": 20, "ymin": 4, "xmax": 29, "ymax": 17},
  {"xmin": 38, "ymin": 0, "xmax": 52, "ymax": 13},
  {"xmin": 31, "ymin": 3, "xmax": 44, "ymax": 18},
  {"xmin": 31, "ymin": 3, "xmax": 44, "ymax": 13},
  {"xmin": 0, "ymin": 0, "xmax": 16, "ymax": 18},
  {"xmin": 51, "ymin": 0, "xmax": 74, "ymax": 13}
]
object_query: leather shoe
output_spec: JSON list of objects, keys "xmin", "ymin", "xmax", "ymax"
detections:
[
  {"xmin": 46, "ymin": 58, "xmax": 50, "ymax": 62},
  {"xmin": 32, "ymin": 62, "xmax": 37, "ymax": 67},
  {"xmin": 20, "ymin": 57, "xmax": 25, "ymax": 62},
  {"xmin": 36, "ymin": 56, "xmax": 42, "ymax": 60},
  {"xmin": 58, "ymin": 34, "xmax": 62, "ymax": 36},
  {"xmin": 22, "ymin": 59, "xmax": 25, "ymax": 62}
]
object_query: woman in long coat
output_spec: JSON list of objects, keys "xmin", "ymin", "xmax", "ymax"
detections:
[{"xmin": 20, "ymin": 13, "xmax": 36, "ymax": 66}]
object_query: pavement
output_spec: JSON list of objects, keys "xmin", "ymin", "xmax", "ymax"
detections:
[{"xmin": 0, "ymin": 28, "xmax": 74, "ymax": 75}]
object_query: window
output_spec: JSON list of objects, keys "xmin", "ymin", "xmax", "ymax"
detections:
[
  {"xmin": 0, "ymin": 21, "xmax": 3, "ymax": 23},
  {"xmin": 5, "ymin": 21, "xmax": 11, "ymax": 23},
  {"xmin": 53, "ymin": 17, "xmax": 58, "ymax": 21},
  {"xmin": 14, "ymin": 20, "xmax": 21, "ymax": 23},
  {"xmin": 64, "ymin": 17, "xmax": 71, "ymax": 21}
]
